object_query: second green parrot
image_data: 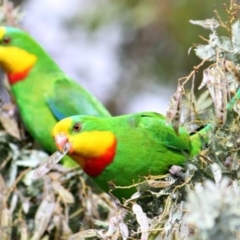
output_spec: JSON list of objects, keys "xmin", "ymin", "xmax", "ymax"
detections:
[
  {"xmin": 0, "ymin": 26, "xmax": 111, "ymax": 166},
  {"xmin": 52, "ymin": 112, "xmax": 209, "ymax": 200}
]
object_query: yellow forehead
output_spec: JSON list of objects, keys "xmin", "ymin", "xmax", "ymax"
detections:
[
  {"xmin": 0, "ymin": 27, "xmax": 6, "ymax": 39},
  {"xmin": 52, "ymin": 118, "xmax": 73, "ymax": 136},
  {"xmin": 62, "ymin": 118, "xmax": 73, "ymax": 131}
]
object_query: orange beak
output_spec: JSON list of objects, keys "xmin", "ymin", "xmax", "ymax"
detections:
[{"xmin": 54, "ymin": 133, "xmax": 71, "ymax": 153}]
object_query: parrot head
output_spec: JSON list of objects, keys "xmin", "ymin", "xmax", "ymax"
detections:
[
  {"xmin": 0, "ymin": 26, "xmax": 40, "ymax": 84},
  {"xmin": 52, "ymin": 115, "xmax": 117, "ymax": 177}
]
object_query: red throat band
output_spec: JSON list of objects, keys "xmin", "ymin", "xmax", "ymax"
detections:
[
  {"xmin": 75, "ymin": 139, "xmax": 117, "ymax": 177},
  {"xmin": 7, "ymin": 67, "xmax": 32, "ymax": 85}
]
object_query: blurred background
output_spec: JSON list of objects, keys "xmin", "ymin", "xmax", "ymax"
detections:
[{"xmin": 0, "ymin": 0, "xmax": 227, "ymax": 115}]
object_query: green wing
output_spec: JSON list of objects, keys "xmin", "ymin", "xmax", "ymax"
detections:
[
  {"xmin": 45, "ymin": 78, "xmax": 111, "ymax": 120},
  {"xmin": 137, "ymin": 112, "xmax": 191, "ymax": 153}
]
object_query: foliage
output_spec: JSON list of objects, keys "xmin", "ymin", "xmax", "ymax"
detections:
[{"xmin": 2, "ymin": 0, "xmax": 240, "ymax": 240}]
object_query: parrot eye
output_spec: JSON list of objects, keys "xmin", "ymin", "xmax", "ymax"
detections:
[
  {"xmin": 2, "ymin": 36, "xmax": 11, "ymax": 44},
  {"xmin": 73, "ymin": 123, "xmax": 81, "ymax": 132}
]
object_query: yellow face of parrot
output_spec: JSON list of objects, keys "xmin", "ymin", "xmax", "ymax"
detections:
[
  {"xmin": 52, "ymin": 115, "xmax": 117, "ymax": 177},
  {"xmin": 0, "ymin": 26, "xmax": 37, "ymax": 83}
]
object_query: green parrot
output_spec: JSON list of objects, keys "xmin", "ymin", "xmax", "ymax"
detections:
[
  {"xmin": 0, "ymin": 26, "xmax": 111, "ymax": 166},
  {"xmin": 52, "ymin": 112, "xmax": 211, "ymax": 200}
]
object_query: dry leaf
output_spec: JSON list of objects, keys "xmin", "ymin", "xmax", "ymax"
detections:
[
  {"xmin": 132, "ymin": 204, "xmax": 149, "ymax": 240},
  {"xmin": 52, "ymin": 181, "xmax": 75, "ymax": 204}
]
